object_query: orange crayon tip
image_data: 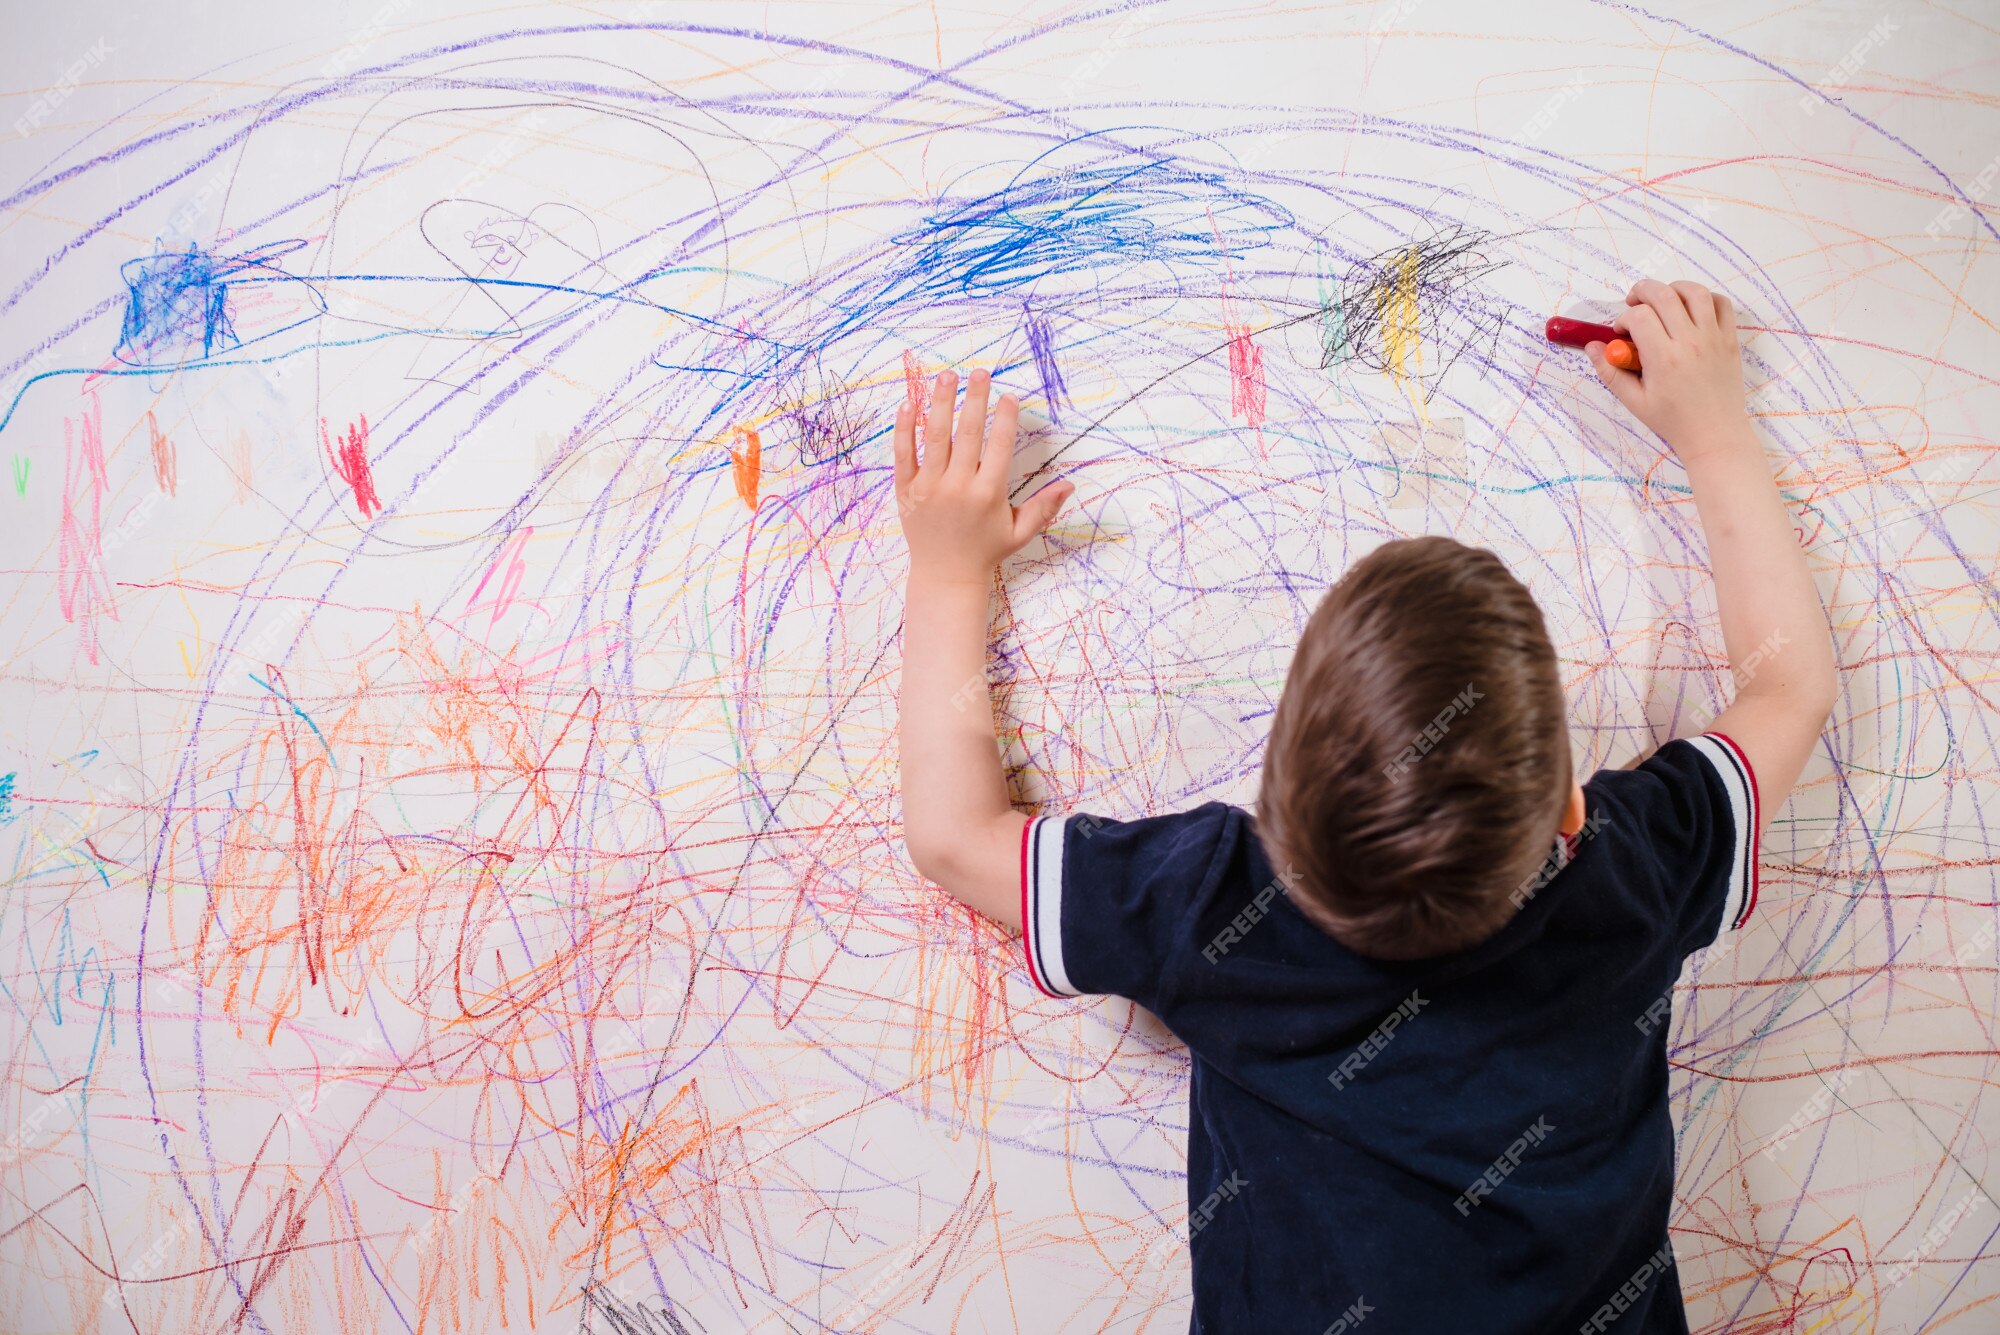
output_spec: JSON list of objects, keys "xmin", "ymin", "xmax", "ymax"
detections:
[{"xmin": 1544, "ymin": 315, "xmax": 1643, "ymax": 372}]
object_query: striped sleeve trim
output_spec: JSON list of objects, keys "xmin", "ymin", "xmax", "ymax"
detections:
[
  {"xmin": 1684, "ymin": 732, "xmax": 1761, "ymax": 930},
  {"xmin": 1020, "ymin": 815, "xmax": 1080, "ymax": 997}
]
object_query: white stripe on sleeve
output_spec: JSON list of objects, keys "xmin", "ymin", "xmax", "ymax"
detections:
[
  {"xmin": 1024, "ymin": 815, "xmax": 1081, "ymax": 997},
  {"xmin": 1684, "ymin": 733, "xmax": 1760, "ymax": 930}
]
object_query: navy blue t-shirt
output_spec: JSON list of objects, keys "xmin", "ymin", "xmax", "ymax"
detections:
[{"xmin": 1020, "ymin": 732, "xmax": 1760, "ymax": 1335}]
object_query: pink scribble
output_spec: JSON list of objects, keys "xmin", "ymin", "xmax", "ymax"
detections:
[
  {"xmin": 57, "ymin": 395, "xmax": 115, "ymax": 664},
  {"xmin": 322, "ymin": 415, "xmax": 381, "ymax": 516},
  {"xmin": 1212, "ymin": 205, "xmax": 1265, "ymax": 441},
  {"xmin": 1228, "ymin": 326, "xmax": 1265, "ymax": 430},
  {"xmin": 469, "ymin": 526, "xmax": 532, "ymax": 629}
]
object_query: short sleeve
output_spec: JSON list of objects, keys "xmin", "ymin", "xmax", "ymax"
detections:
[
  {"xmin": 1591, "ymin": 732, "xmax": 1761, "ymax": 952},
  {"xmin": 1020, "ymin": 803, "xmax": 1237, "ymax": 1006}
]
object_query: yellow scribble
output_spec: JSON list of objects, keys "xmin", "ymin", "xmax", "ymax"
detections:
[{"xmin": 1376, "ymin": 246, "xmax": 1424, "ymax": 414}]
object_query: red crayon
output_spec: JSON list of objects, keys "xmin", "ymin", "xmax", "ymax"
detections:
[{"xmin": 1545, "ymin": 316, "xmax": 1641, "ymax": 371}]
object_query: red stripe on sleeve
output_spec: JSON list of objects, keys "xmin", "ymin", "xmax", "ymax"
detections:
[
  {"xmin": 1709, "ymin": 731, "xmax": 1761, "ymax": 924},
  {"xmin": 1019, "ymin": 818, "xmax": 1051, "ymax": 996}
]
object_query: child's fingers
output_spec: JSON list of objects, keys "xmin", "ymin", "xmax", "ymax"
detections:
[
  {"xmin": 919, "ymin": 371, "xmax": 956, "ymax": 474},
  {"xmin": 980, "ymin": 393, "xmax": 1019, "ymax": 487},
  {"xmin": 1712, "ymin": 291, "xmax": 1738, "ymax": 342},
  {"xmin": 892, "ymin": 402, "xmax": 916, "ymax": 493},
  {"xmin": 1009, "ymin": 479, "xmax": 1074, "ymax": 549},
  {"xmin": 1626, "ymin": 279, "xmax": 1694, "ymax": 339},
  {"xmin": 1669, "ymin": 281, "xmax": 1716, "ymax": 330},
  {"xmin": 1586, "ymin": 341, "xmax": 1644, "ymax": 412},
  {"xmin": 1613, "ymin": 301, "xmax": 1669, "ymax": 364},
  {"xmin": 950, "ymin": 369, "xmax": 990, "ymax": 476}
]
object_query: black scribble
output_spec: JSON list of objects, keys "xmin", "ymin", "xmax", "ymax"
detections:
[
  {"xmin": 581, "ymin": 1280, "xmax": 699, "ymax": 1335},
  {"xmin": 1316, "ymin": 223, "xmax": 1509, "ymax": 397},
  {"xmin": 776, "ymin": 355, "xmax": 865, "ymax": 465}
]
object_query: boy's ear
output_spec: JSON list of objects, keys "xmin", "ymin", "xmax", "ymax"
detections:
[{"xmin": 1559, "ymin": 782, "xmax": 1588, "ymax": 836}]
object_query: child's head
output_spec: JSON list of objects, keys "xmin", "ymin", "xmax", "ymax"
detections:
[{"xmin": 1258, "ymin": 536, "xmax": 1582, "ymax": 960}]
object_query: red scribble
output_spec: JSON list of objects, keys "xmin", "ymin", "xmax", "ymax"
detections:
[{"xmin": 322, "ymin": 415, "xmax": 380, "ymax": 516}]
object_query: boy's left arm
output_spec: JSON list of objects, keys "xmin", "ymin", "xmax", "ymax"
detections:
[{"xmin": 896, "ymin": 368, "xmax": 1074, "ymax": 931}]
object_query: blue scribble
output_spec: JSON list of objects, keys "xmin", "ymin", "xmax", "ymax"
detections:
[
  {"xmin": 887, "ymin": 158, "xmax": 1288, "ymax": 300},
  {"xmin": 0, "ymin": 772, "xmax": 14, "ymax": 826},
  {"xmin": 117, "ymin": 244, "xmax": 240, "ymax": 365},
  {"xmin": 248, "ymin": 673, "xmax": 333, "ymax": 760},
  {"xmin": 1024, "ymin": 307, "xmax": 1068, "ymax": 425}
]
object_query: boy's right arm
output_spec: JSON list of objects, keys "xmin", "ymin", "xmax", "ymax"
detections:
[{"xmin": 1588, "ymin": 279, "xmax": 1839, "ymax": 829}]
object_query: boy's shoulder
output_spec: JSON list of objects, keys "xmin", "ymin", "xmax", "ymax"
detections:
[
  {"xmin": 1579, "ymin": 733, "xmax": 1760, "ymax": 939},
  {"xmin": 1023, "ymin": 800, "xmax": 1245, "ymax": 999}
]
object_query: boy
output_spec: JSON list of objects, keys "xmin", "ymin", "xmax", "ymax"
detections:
[{"xmin": 893, "ymin": 280, "xmax": 1837, "ymax": 1332}]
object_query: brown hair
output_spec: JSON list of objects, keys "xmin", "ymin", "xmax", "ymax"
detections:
[{"xmin": 1257, "ymin": 537, "xmax": 1571, "ymax": 960}]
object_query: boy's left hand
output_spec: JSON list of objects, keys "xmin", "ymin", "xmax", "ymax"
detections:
[{"xmin": 894, "ymin": 368, "xmax": 1074, "ymax": 584}]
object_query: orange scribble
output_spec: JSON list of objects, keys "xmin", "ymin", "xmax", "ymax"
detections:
[
  {"xmin": 147, "ymin": 411, "xmax": 178, "ymax": 495},
  {"xmin": 729, "ymin": 426, "xmax": 761, "ymax": 511},
  {"xmin": 903, "ymin": 349, "xmax": 929, "ymax": 434}
]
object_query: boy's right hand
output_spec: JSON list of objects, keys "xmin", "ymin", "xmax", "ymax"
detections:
[
  {"xmin": 893, "ymin": 369, "xmax": 1073, "ymax": 587},
  {"xmin": 1588, "ymin": 279, "xmax": 1749, "ymax": 463}
]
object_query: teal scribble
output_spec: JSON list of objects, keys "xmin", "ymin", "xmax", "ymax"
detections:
[
  {"xmin": 1318, "ymin": 265, "xmax": 1349, "ymax": 370},
  {"xmin": 248, "ymin": 674, "xmax": 334, "ymax": 760}
]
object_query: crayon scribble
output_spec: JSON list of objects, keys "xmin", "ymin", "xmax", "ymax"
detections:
[
  {"xmin": 321, "ymin": 415, "xmax": 379, "ymax": 517},
  {"xmin": 116, "ymin": 244, "xmax": 240, "ymax": 366},
  {"xmin": 0, "ymin": 6, "xmax": 1994, "ymax": 1334},
  {"xmin": 1319, "ymin": 225, "xmax": 1510, "ymax": 397}
]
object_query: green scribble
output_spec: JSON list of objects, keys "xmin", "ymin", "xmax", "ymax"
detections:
[{"xmin": 1318, "ymin": 267, "xmax": 1349, "ymax": 370}]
